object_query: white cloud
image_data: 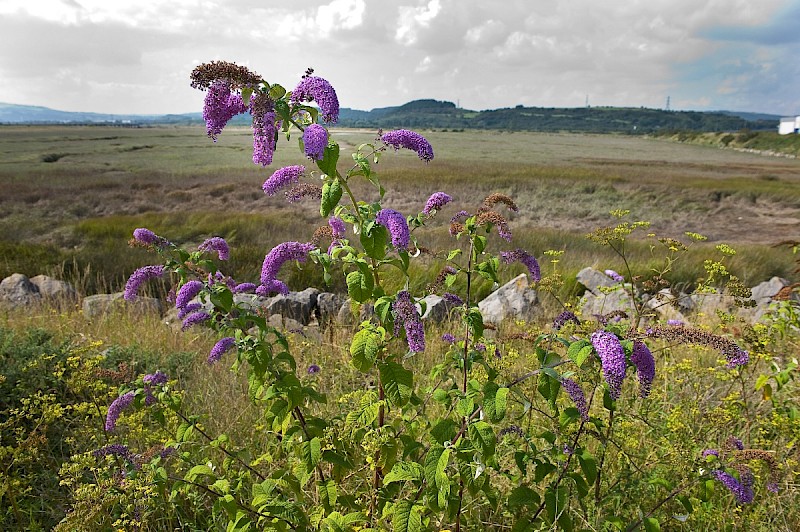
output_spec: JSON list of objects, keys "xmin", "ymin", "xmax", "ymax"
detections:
[{"xmin": 395, "ymin": 0, "xmax": 442, "ymax": 45}]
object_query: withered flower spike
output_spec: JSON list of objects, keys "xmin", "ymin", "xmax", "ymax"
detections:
[{"xmin": 190, "ymin": 61, "xmax": 262, "ymax": 90}]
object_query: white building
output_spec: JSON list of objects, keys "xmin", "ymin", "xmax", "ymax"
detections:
[{"xmin": 779, "ymin": 116, "xmax": 800, "ymax": 134}]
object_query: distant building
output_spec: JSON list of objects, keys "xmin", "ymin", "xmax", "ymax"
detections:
[{"xmin": 779, "ymin": 116, "xmax": 800, "ymax": 134}]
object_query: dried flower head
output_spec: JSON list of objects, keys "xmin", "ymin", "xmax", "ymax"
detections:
[
  {"xmin": 646, "ymin": 325, "xmax": 749, "ymax": 368},
  {"xmin": 427, "ymin": 266, "xmax": 457, "ymax": 294},
  {"xmin": 481, "ymin": 193, "xmax": 518, "ymax": 213},
  {"xmin": 190, "ymin": 61, "xmax": 261, "ymax": 91},
  {"xmin": 285, "ymin": 183, "xmax": 323, "ymax": 203},
  {"xmin": 476, "ymin": 210, "xmax": 511, "ymax": 241}
]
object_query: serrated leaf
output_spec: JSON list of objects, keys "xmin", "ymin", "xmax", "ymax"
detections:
[
  {"xmin": 567, "ymin": 339, "xmax": 594, "ymax": 367},
  {"xmin": 345, "ymin": 391, "xmax": 380, "ymax": 428},
  {"xmin": 392, "ymin": 501, "xmax": 422, "ymax": 532},
  {"xmin": 185, "ymin": 464, "xmax": 215, "ymax": 483},
  {"xmin": 350, "ymin": 328, "xmax": 381, "ymax": 372},
  {"xmin": 321, "ymin": 178, "xmax": 343, "ymax": 217},
  {"xmin": 508, "ymin": 485, "xmax": 539, "ymax": 512},
  {"xmin": 301, "ymin": 437, "xmax": 322, "ymax": 473},
  {"xmin": 379, "ymin": 361, "xmax": 413, "ymax": 407},
  {"xmin": 316, "ymin": 141, "xmax": 340, "ymax": 177},
  {"xmin": 360, "ymin": 224, "xmax": 387, "ymax": 260},
  {"xmin": 468, "ymin": 420, "xmax": 496, "ymax": 458},
  {"xmin": 466, "ymin": 307, "xmax": 484, "ymax": 338},
  {"xmin": 483, "ymin": 383, "xmax": 509, "ymax": 422},
  {"xmin": 346, "ymin": 270, "xmax": 373, "ymax": 303},
  {"xmin": 383, "ymin": 461, "xmax": 424, "ymax": 485},
  {"xmin": 317, "ymin": 479, "xmax": 337, "ymax": 511},
  {"xmin": 578, "ymin": 449, "xmax": 598, "ymax": 485}
]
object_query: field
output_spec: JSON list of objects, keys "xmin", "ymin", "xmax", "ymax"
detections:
[
  {"xmin": 1, "ymin": 125, "xmax": 799, "ymax": 295},
  {"xmin": 1, "ymin": 125, "xmax": 800, "ymax": 531}
]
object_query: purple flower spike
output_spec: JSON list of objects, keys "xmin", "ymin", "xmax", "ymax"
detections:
[
  {"xmin": 702, "ymin": 449, "xmax": 720, "ymax": 459},
  {"xmin": 393, "ymin": 291, "xmax": 425, "ymax": 353},
  {"xmin": 175, "ymin": 280, "xmax": 204, "ymax": 309},
  {"xmin": 93, "ymin": 443, "xmax": 136, "ymax": 464},
  {"xmin": 302, "ymin": 124, "xmax": 328, "ymax": 160},
  {"xmin": 208, "ymin": 337, "xmax": 236, "ymax": 364},
  {"xmin": 143, "ymin": 370, "xmax": 168, "ymax": 386},
  {"xmin": 381, "ymin": 129, "xmax": 434, "ymax": 162},
  {"xmin": 604, "ymin": 269, "xmax": 624, "ymax": 282},
  {"xmin": 291, "ymin": 76, "xmax": 340, "ymax": 124},
  {"xmin": 630, "ymin": 340, "xmax": 655, "ymax": 398},
  {"xmin": 329, "ymin": 216, "xmax": 346, "ymax": 238},
  {"xmin": 712, "ymin": 469, "xmax": 754, "ymax": 504},
  {"xmin": 561, "ymin": 377, "xmax": 589, "ymax": 421},
  {"xmin": 423, "ymin": 192, "xmax": 452, "ymax": 214},
  {"xmin": 307, "ymin": 364, "xmax": 321, "ymax": 375},
  {"xmin": 443, "ymin": 293, "xmax": 464, "ymax": 306},
  {"xmin": 263, "ymin": 165, "xmax": 305, "ymax": 196},
  {"xmin": 260, "ymin": 241, "xmax": 315, "ymax": 285},
  {"xmin": 553, "ymin": 310, "xmax": 579, "ymax": 330},
  {"xmin": 203, "ymin": 80, "xmax": 247, "ymax": 140},
  {"xmin": 590, "ymin": 331, "xmax": 627, "ymax": 400},
  {"xmin": 181, "ymin": 311, "xmax": 211, "ymax": 331},
  {"xmin": 133, "ymin": 228, "xmax": 169, "ymax": 247},
  {"xmin": 177, "ymin": 302, "xmax": 203, "ymax": 320},
  {"xmin": 500, "ymin": 249, "xmax": 541, "ymax": 282},
  {"xmin": 257, "ymin": 279, "xmax": 289, "ymax": 296},
  {"xmin": 726, "ymin": 348, "xmax": 750, "ymax": 368},
  {"xmin": 105, "ymin": 391, "xmax": 135, "ymax": 431},
  {"xmin": 250, "ymin": 93, "xmax": 277, "ymax": 166},
  {"xmin": 234, "ymin": 282, "xmax": 257, "ymax": 294},
  {"xmin": 375, "ymin": 209, "xmax": 410, "ymax": 250},
  {"xmin": 441, "ymin": 333, "xmax": 456, "ymax": 344},
  {"xmin": 199, "ymin": 237, "xmax": 230, "ymax": 261},
  {"xmin": 123, "ymin": 265, "xmax": 165, "ymax": 301}
]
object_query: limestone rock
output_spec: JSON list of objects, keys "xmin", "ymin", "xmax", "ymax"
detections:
[
  {"xmin": 266, "ymin": 288, "xmax": 319, "ymax": 325},
  {"xmin": 479, "ymin": 274, "xmax": 539, "ymax": 325},
  {"xmin": 82, "ymin": 293, "xmax": 162, "ymax": 320},
  {"xmin": 30, "ymin": 275, "xmax": 79, "ymax": 305},
  {"xmin": 317, "ymin": 292, "xmax": 348, "ymax": 324},
  {"xmin": 0, "ymin": 273, "xmax": 42, "ymax": 308},
  {"xmin": 576, "ymin": 267, "xmax": 617, "ymax": 295}
]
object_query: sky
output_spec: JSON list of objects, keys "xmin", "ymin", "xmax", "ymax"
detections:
[{"xmin": 0, "ymin": 0, "xmax": 799, "ymax": 116}]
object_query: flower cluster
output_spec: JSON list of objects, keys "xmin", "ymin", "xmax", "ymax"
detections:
[
  {"xmin": 630, "ymin": 340, "xmax": 655, "ymax": 398},
  {"xmin": 552, "ymin": 310, "xmax": 580, "ymax": 330},
  {"xmin": 199, "ymin": 237, "xmax": 230, "ymax": 261},
  {"xmin": 380, "ymin": 129, "xmax": 434, "ymax": 162},
  {"xmin": 604, "ymin": 269, "xmax": 624, "ymax": 282},
  {"xmin": 259, "ymin": 241, "xmax": 315, "ymax": 295},
  {"xmin": 500, "ymin": 248, "xmax": 541, "ymax": 282},
  {"xmin": 590, "ymin": 331, "xmax": 627, "ymax": 400},
  {"xmin": 561, "ymin": 377, "xmax": 589, "ymax": 421},
  {"xmin": 203, "ymin": 80, "xmax": 247, "ymax": 140},
  {"xmin": 263, "ymin": 165, "xmax": 305, "ymax": 196},
  {"xmin": 423, "ymin": 192, "xmax": 452, "ymax": 215},
  {"xmin": 302, "ymin": 123, "xmax": 328, "ymax": 160},
  {"xmin": 175, "ymin": 280, "xmax": 203, "ymax": 309},
  {"xmin": 251, "ymin": 93, "xmax": 277, "ymax": 166},
  {"xmin": 291, "ymin": 76, "xmax": 340, "ymax": 124},
  {"xmin": 133, "ymin": 227, "xmax": 169, "ymax": 247},
  {"xmin": 105, "ymin": 391, "xmax": 135, "ymax": 432},
  {"xmin": 209, "ymin": 337, "xmax": 236, "ymax": 364},
  {"xmin": 393, "ymin": 290, "xmax": 425, "ymax": 353},
  {"xmin": 93, "ymin": 443, "xmax": 137, "ymax": 465},
  {"xmin": 123, "ymin": 265, "xmax": 165, "ymax": 301},
  {"xmin": 190, "ymin": 60, "xmax": 261, "ymax": 91},
  {"xmin": 376, "ymin": 209, "xmax": 410, "ymax": 250},
  {"xmin": 143, "ymin": 371, "xmax": 168, "ymax": 386}
]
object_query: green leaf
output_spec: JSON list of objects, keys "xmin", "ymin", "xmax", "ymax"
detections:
[
  {"xmin": 567, "ymin": 339, "xmax": 593, "ymax": 368},
  {"xmin": 379, "ymin": 361, "xmax": 413, "ymax": 407},
  {"xmin": 468, "ymin": 420, "xmax": 496, "ymax": 459},
  {"xmin": 316, "ymin": 141, "xmax": 340, "ymax": 176},
  {"xmin": 446, "ymin": 249, "xmax": 462, "ymax": 261},
  {"xmin": 466, "ymin": 307, "xmax": 484, "ymax": 338},
  {"xmin": 320, "ymin": 178, "xmax": 343, "ymax": 217},
  {"xmin": 578, "ymin": 449, "xmax": 598, "ymax": 485},
  {"xmin": 301, "ymin": 437, "xmax": 322, "ymax": 473},
  {"xmin": 392, "ymin": 501, "xmax": 422, "ymax": 532},
  {"xmin": 383, "ymin": 461, "xmax": 424, "ymax": 485},
  {"xmin": 317, "ymin": 479, "xmax": 337, "ymax": 511},
  {"xmin": 345, "ymin": 391, "xmax": 380, "ymax": 428},
  {"xmin": 483, "ymin": 383, "xmax": 508, "ymax": 422},
  {"xmin": 267, "ymin": 83, "xmax": 286, "ymax": 100},
  {"xmin": 360, "ymin": 224, "xmax": 388, "ymax": 260},
  {"xmin": 643, "ymin": 517, "xmax": 661, "ymax": 532},
  {"xmin": 185, "ymin": 464, "xmax": 215, "ymax": 483},
  {"xmin": 350, "ymin": 328, "xmax": 381, "ymax": 372},
  {"xmin": 210, "ymin": 288, "xmax": 233, "ymax": 313},
  {"xmin": 508, "ymin": 485, "xmax": 539, "ymax": 512},
  {"xmin": 346, "ymin": 270, "xmax": 374, "ymax": 304}
]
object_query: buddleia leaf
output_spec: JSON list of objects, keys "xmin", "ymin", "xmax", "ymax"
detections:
[
  {"xmin": 379, "ymin": 361, "xmax": 413, "ymax": 407},
  {"xmin": 321, "ymin": 178, "xmax": 342, "ymax": 217}
]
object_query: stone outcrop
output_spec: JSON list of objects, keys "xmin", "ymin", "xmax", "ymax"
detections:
[
  {"xmin": 82, "ymin": 293, "xmax": 162, "ymax": 320},
  {"xmin": 478, "ymin": 273, "xmax": 540, "ymax": 325},
  {"xmin": 0, "ymin": 273, "xmax": 42, "ymax": 308}
]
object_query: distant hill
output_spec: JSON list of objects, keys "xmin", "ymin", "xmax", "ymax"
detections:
[{"xmin": 0, "ymin": 100, "xmax": 780, "ymax": 134}]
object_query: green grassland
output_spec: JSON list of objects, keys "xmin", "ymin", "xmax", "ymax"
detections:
[{"xmin": 0, "ymin": 125, "xmax": 798, "ymax": 296}]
